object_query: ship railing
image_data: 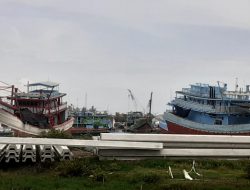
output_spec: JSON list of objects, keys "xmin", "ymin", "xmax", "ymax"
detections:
[
  {"xmin": 44, "ymin": 102, "xmax": 67, "ymax": 114},
  {"xmin": 182, "ymin": 88, "xmax": 191, "ymax": 93},
  {"xmin": 21, "ymin": 102, "xmax": 68, "ymax": 114},
  {"xmin": 0, "ymin": 105, "xmax": 15, "ymax": 115},
  {"xmin": 173, "ymin": 98, "xmax": 214, "ymax": 113},
  {"xmin": 174, "ymin": 98, "xmax": 244, "ymax": 114},
  {"xmin": 180, "ymin": 89, "xmax": 211, "ymax": 98}
]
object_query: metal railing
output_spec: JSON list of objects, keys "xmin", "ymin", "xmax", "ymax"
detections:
[{"xmin": 173, "ymin": 98, "xmax": 242, "ymax": 114}]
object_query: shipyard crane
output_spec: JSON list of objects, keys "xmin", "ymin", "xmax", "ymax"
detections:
[{"xmin": 128, "ymin": 89, "xmax": 138, "ymax": 112}]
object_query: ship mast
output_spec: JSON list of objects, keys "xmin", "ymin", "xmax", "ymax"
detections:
[
  {"xmin": 217, "ymin": 81, "xmax": 228, "ymax": 114},
  {"xmin": 148, "ymin": 92, "xmax": 153, "ymax": 115}
]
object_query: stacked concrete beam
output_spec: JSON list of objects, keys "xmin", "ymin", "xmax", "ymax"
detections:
[
  {"xmin": 99, "ymin": 133, "xmax": 250, "ymax": 160},
  {"xmin": 101, "ymin": 133, "xmax": 250, "ymax": 145},
  {"xmin": 22, "ymin": 145, "xmax": 36, "ymax": 162},
  {"xmin": 102, "ymin": 133, "xmax": 250, "ymax": 148},
  {"xmin": 53, "ymin": 146, "xmax": 73, "ymax": 160},
  {"xmin": 0, "ymin": 144, "xmax": 7, "ymax": 162},
  {"xmin": 5, "ymin": 144, "xmax": 21, "ymax": 163},
  {"xmin": 0, "ymin": 135, "xmax": 162, "ymax": 162},
  {"xmin": 0, "ymin": 137, "xmax": 163, "ymax": 150},
  {"xmin": 99, "ymin": 148, "xmax": 250, "ymax": 158},
  {"xmin": 39, "ymin": 145, "xmax": 55, "ymax": 162}
]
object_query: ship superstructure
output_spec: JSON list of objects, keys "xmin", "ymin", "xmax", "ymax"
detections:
[
  {"xmin": 164, "ymin": 82, "xmax": 250, "ymax": 134},
  {"xmin": 0, "ymin": 81, "xmax": 74, "ymax": 135}
]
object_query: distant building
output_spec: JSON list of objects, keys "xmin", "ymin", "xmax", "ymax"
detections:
[{"xmin": 69, "ymin": 108, "xmax": 113, "ymax": 134}]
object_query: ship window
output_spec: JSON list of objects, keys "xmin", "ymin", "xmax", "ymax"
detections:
[{"xmin": 214, "ymin": 119, "xmax": 222, "ymax": 125}]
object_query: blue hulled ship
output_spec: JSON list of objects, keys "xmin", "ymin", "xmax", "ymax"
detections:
[{"xmin": 164, "ymin": 82, "xmax": 250, "ymax": 135}]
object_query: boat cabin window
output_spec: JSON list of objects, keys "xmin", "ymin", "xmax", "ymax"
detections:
[{"xmin": 214, "ymin": 119, "xmax": 222, "ymax": 125}]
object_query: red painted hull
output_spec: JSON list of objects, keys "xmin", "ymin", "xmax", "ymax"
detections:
[{"xmin": 166, "ymin": 121, "xmax": 250, "ymax": 136}]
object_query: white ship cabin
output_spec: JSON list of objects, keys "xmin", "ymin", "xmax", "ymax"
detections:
[
  {"xmin": 224, "ymin": 85, "xmax": 250, "ymax": 101},
  {"xmin": 178, "ymin": 83, "xmax": 250, "ymax": 101},
  {"xmin": 23, "ymin": 81, "xmax": 63, "ymax": 99}
]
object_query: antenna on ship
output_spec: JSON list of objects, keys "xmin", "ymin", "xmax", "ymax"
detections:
[
  {"xmin": 27, "ymin": 81, "xmax": 29, "ymax": 93},
  {"xmin": 217, "ymin": 81, "xmax": 224, "ymax": 100},
  {"xmin": 235, "ymin": 77, "xmax": 239, "ymax": 92},
  {"xmin": 217, "ymin": 81, "xmax": 228, "ymax": 114}
]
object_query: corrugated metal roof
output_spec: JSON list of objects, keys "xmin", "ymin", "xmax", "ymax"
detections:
[{"xmin": 28, "ymin": 81, "xmax": 59, "ymax": 88}]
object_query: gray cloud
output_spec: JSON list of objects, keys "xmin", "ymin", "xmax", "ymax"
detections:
[{"xmin": 0, "ymin": 0, "xmax": 250, "ymax": 114}]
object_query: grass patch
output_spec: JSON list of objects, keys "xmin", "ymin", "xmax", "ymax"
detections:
[{"xmin": 0, "ymin": 159, "xmax": 250, "ymax": 189}]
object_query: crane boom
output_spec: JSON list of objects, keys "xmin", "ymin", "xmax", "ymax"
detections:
[{"xmin": 128, "ymin": 89, "xmax": 138, "ymax": 111}]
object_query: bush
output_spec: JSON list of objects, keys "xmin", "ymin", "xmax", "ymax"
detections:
[
  {"xmin": 139, "ymin": 160, "xmax": 169, "ymax": 169},
  {"xmin": 245, "ymin": 164, "xmax": 250, "ymax": 179},
  {"xmin": 56, "ymin": 159, "xmax": 93, "ymax": 177},
  {"xmin": 142, "ymin": 172, "xmax": 161, "ymax": 184},
  {"xmin": 128, "ymin": 172, "xmax": 161, "ymax": 184},
  {"xmin": 101, "ymin": 162, "xmax": 121, "ymax": 172},
  {"xmin": 94, "ymin": 172, "xmax": 106, "ymax": 182},
  {"xmin": 157, "ymin": 183, "xmax": 197, "ymax": 190},
  {"xmin": 39, "ymin": 129, "xmax": 72, "ymax": 139},
  {"xmin": 78, "ymin": 133, "xmax": 93, "ymax": 140}
]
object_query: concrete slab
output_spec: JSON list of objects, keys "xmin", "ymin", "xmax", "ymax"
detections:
[
  {"xmin": 100, "ymin": 133, "xmax": 250, "ymax": 144},
  {"xmin": 6, "ymin": 144, "xmax": 21, "ymax": 152},
  {"xmin": 22, "ymin": 154, "xmax": 36, "ymax": 162},
  {"xmin": 22, "ymin": 145, "xmax": 36, "ymax": 162},
  {"xmin": 0, "ymin": 137, "xmax": 163, "ymax": 150},
  {"xmin": 5, "ymin": 156, "xmax": 19, "ymax": 163},
  {"xmin": 54, "ymin": 146, "xmax": 73, "ymax": 160},
  {"xmin": 0, "ymin": 144, "xmax": 7, "ymax": 161},
  {"xmin": 163, "ymin": 142, "xmax": 250, "ymax": 149},
  {"xmin": 40, "ymin": 145, "xmax": 55, "ymax": 162},
  {"xmin": 40, "ymin": 155, "xmax": 55, "ymax": 162},
  {"xmin": 98, "ymin": 148, "xmax": 250, "ymax": 158}
]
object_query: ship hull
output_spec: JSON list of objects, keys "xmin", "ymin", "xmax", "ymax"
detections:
[
  {"xmin": 0, "ymin": 108, "xmax": 74, "ymax": 136},
  {"xmin": 166, "ymin": 121, "xmax": 250, "ymax": 135},
  {"xmin": 164, "ymin": 111, "xmax": 250, "ymax": 135}
]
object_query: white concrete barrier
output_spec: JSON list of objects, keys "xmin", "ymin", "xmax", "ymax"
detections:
[
  {"xmin": 160, "ymin": 149, "xmax": 250, "ymax": 157},
  {"xmin": 98, "ymin": 134, "xmax": 250, "ymax": 159},
  {"xmin": 0, "ymin": 144, "xmax": 7, "ymax": 162},
  {"xmin": 54, "ymin": 146, "xmax": 73, "ymax": 160},
  {"xmin": 5, "ymin": 144, "xmax": 21, "ymax": 163},
  {"xmin": 163, "ymin": 142, "xmax": 250, "ymax": 149},
  {"xmin": 100, "ymin": 133, "xmax": 250, "ymax": 144},
  {"xmin": 98, "ymin": 148, "xmax": 250, "ymax": 158},
  {"xmin": 39, "ymin": 145, "xmax": 55, "ymax": 162},
  {"xmin": 4, "ymin": 133, "xmax": 250, "ymax": 161},
  {"xmin": 0, "ymin": 137, "xmax": 163, "ymax": 150},
  {"xmin": 22, "ymin": 145, "xmax": 36, "ymax": 162}
]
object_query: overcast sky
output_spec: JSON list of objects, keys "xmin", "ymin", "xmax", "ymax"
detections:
[{"xmin": 0, "ymin": 0, "xmax": 250, "ymax": 114}]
